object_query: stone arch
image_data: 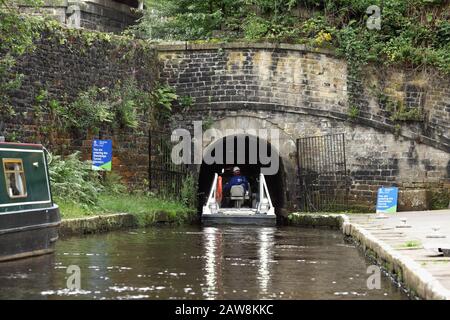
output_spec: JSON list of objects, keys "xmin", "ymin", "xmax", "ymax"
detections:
[
  {"xmin": 160, "ymin": 43, "xmax": 450, "ymax": 211},
  {"xmin": 195, "ymin": 116, "xmax": 297, "ymax": 217}
]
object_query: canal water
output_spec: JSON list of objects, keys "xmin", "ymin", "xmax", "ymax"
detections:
[{"xmin": 0, "ymin": 226, "xmax": 408, "ymax": 300}]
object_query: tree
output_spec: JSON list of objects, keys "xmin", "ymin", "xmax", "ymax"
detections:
[{"xmin": 131, "ymin": 0, "xmax": 245, "ymax": 40}]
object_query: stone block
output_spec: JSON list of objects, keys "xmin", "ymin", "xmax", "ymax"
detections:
[{"xmin": 398, "ymin": 189, "xmax": 430, "ymax": 211}]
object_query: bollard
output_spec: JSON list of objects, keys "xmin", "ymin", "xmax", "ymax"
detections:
[
  {"xmin": 426, "ymin": 226, "xmax": 446, "ymax": 239},
  {"xmin": 375, "ymin": 212, "xmax": 388, "ymax": 219},
  {"xmin": 396, "ymin": 217, "xmax": 411, "ymax": 228}
]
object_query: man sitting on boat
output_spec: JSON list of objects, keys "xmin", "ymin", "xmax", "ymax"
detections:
[
  {"xmin": 224, "ymin": 167, "xmax": 249, "ymax": 192},
  {"xmin": 223, "ymin": 167, "xmax": 250, "ymax": 208}
]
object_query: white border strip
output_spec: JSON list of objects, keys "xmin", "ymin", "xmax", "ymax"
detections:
[
  {"xmin": 0, "ymin": 148, "xmax": 43, "ymax": 153},
  {"xmin": 42, "ymin": 150, "xmax": 52, "ymax": 203},
  {"xmin": 0, "ymin": 200, "xmax": 51, "ymax": 208},
  {"xmin": 0, "ymin": 204, "xmax": 58, "ymax": 215}
]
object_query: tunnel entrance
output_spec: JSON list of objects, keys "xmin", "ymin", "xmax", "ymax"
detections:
[{"xmin": 198, "ymin": 134, "xmax": 285, "ymax": 216}]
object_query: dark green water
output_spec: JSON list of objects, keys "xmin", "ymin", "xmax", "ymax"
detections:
[{"xmin": 0, "ymin": 226, "xmax": 408, "ymax": 300}]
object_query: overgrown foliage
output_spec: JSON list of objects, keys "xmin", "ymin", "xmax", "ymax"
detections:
[
  {"xmin": 63, "ymin": 81, "xmax": 182, "ymax": 133},
  {"xmin": 0, "ymin": 1, "xmax": 42, "ymax": 123},
  {"xmin": 49, "ymin": 151, "xmax": 104, "ymax": 207},
  {"xmin": 67, "ymin": 80, "xmax": 153, "ymax": 134},
  {"xmin": 1, "ymin": 3, "xmax": 159, "ymax": 141},
  {"xmin": 132, "ymin": 0, "xmax": 450, "ymax": 74},
  {"xmin": 31, "ymin": 79, "xmax": 154, "ymax": 141},
  {"xmin": 151, "ymin": 83, "xmax": 179, "ymax": 121},
  {"xmin": 430, "ymin": 188, "xmax": 450, "ymax": 210},
  {"xmin": 180, "ymin": 173, "xmax": 197, "ymax": 209},
  {"xmin": 49, "ymin": 151, "xmax": 195, "ymax": 222}
]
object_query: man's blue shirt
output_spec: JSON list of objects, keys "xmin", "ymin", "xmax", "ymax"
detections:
[{"xmin": 224, "ymin": 176, "xmax": 249, "ymax": 192}]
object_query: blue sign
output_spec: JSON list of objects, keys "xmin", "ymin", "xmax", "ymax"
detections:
[
  {"xmin": 376, "ymin": 187, "xmax": 398, "ymax": 213},
  {"xmin": 92, "ymin": 140, "xmax": 112, "ymax": 171}
]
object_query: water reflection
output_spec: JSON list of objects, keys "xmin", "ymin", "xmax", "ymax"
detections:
[
  {"xmin": 0, "ymin": 226, "xmax": 408, "ymax": 300},
  {"xmin": 257, "ymin": 227, "xmax": 274, "ymax": 294},
  {"xmin": 0, "ymin": 253, "xmax": 56, "ymax": 300},
  {"xmin": 203, "ymin": 227, "xmax": 275, "ymax": 298},
  {"xmin": 203, "ymin": 227, "xmax": 221, "ymax": 298}
]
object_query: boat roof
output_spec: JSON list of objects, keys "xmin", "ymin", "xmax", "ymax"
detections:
[{"xmin": 0, "ymin": 142, "xmax": 44, "ymax": 150}]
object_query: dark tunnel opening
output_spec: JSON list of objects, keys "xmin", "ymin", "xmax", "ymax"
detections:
[{"xmin": 197, "ymin": 134, "xmax": 285, "ymax": 216}]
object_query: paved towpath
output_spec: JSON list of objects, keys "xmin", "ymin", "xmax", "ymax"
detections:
[{"xmin": 348, "ymin": 209, "xmax": 450, "ymax": 292}]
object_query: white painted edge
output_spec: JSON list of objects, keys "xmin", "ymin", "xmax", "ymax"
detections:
[
  {"xmin": 0, "ymin": 148, "xmax": 43, "ymax": 153},
  {"xmin": 0, "ymin": 203, "xmax": 58, "ymax": 214},
  {"xmin": 41, "ymin": 149, "xmax": 52, "ymax": 204},
  {"xmin": 0, "ymin": 200, "xmax": 52, "ymax": 208}
]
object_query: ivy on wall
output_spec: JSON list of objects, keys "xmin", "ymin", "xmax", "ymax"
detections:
[
  {"xmin": 28, "ymin": 81, "xmax": 186, "ymax": 147},
  {"xmin": 0, "ymin": 2, "xmax": 168, "ymax": 143},
  {"xmin": 133, "ymin": 1, "xmax": 450, "ymax": 73},
  {"xmin": 0, "ymin": 2, "xmax": 41, "ymax": 124},
  {"xmin": 129, "ymin": 1, "xmax": 450, "ymax": 132},
  {"xmin": 3, "ymin": 1, "xmax": 448, "ymax": 144}
]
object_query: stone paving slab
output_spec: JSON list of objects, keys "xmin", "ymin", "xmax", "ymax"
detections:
[{"xmin": 348, "ymin": 209, "xmax": 450, "ymax": 299}]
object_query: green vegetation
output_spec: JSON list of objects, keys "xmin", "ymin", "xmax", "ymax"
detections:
[
  {"xmin": 371, "ymin": 88, "xmax": 424, "ymax": 123},
  {"xmin": 0, "ymin": 3, "xmax": 161, "ymax": 142},
  {"xmin": 99, "ymin": 194, "xmax": 194, "ymax": 225},
  {"xmin": 151, "ymin": 83, "xmax": 179, "ymax": 121},
  {"xmin": 49, "ymin": 152, "xmax": 104, "ymax": 207},
  {"xmin": 399, "ymin": 240, "xmax": 422, "ymax": 249},
  {"xmin": 49, "ymin": 152, "xmax": 195, "ymax": 225},
  {"xmin": 58, "ymin": 194, "xmax": 194, "ymax": 225},
  {"xmin": 30, "ymin": 78, "xmax": 185, "ymax": 143},
  {"xmin": 390, "ymin": 105, "xmax": 423, "ymax": 122},
  {"xmin": 132, "ymin": 0, "xmax": 450, "ymax": 74},
  {"xmin": 202, "ymin": 115, "xmax": 214, "ymax": 131},
  {"xmin": 129, "ymin": 1, "xmax": 449, "ymax": 125},
  {"xmin": 430, "ymin": 188, "xmax": 450, "ymax": 210},
  {"xmin": 62, "ymin": 79, "xmax": 153, "ymax": 134},
  {"xmin": 0, "ymin": 1, "xmax": 41, "ymax": 122},
  {"xmin": 180, "ymin": 173, "xmax": 198, "ymax": 209},
  {"xmin": 393, "ymin": 124, "xmax": 402, "ymax": 138},
  {"xmin": 347, "ymin": 105, "xmax": 360, "ymax": 119}
]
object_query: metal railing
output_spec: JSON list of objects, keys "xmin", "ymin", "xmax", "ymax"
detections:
[
  {"xmin": 149, "ymin": 130, "xmax": 188, "ymax": 198},
  {"xmin": 296, "ymin": 133, "xmax": 349, "ymax": 212},
  {"xmin": 202, "ymin": 173, "xmax": 275, "ymax": 215}
]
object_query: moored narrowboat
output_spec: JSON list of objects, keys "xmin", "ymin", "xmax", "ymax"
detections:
[{"xmin": 0, "ymin": 141, "xmax": 60, "ymax": 262}]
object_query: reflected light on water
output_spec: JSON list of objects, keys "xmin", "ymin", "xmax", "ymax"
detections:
[
  {"xmin": 203, "ymin": 227, "xmax": 221, "ymax": 299},
  {"xmin": 0, "ymin": 226, "xmax": 408, "ymax": 300},
  {"xmin": 257, "ymin": 227, "xmax": 275, "ymax": 294}
]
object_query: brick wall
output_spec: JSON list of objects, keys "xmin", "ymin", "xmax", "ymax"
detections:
[
  {"xmin": 1, "ymin": 28, "xmax": 158, "ymax": 187},
  {"xmin": 2, "ymin": 37, "xmax": 448, "ymax": 210}
]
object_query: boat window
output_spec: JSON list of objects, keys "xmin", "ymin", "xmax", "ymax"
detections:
[{"xmin": 3, "ymin": 159, "xmax": 27, "ymax": 198}]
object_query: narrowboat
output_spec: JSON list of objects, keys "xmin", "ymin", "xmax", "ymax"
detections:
[
  {"xmin": 202, "ymin": 172, "xmax": 276, "ymax": 226},
  {"xmin": 0, "ymin": 141, "xmax": 60, "ymax": 262}
]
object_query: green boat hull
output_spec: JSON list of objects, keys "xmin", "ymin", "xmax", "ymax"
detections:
[{"xmin": 0, "ymin": 205, "xmax": 60, "ymax": 262}]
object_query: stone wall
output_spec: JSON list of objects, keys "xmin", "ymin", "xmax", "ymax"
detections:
[
  {"xmin": 2, "ymin": 36, "xmax": 448, "ymax": 210},
  {"xmin": 16, "ymin": 0, "xmax": 141, "ymax": 33},
  {"xmin": 157, "ymin": 43, "xmax": 450, "ymax": 211},
  {"xmin": 1, "ymin": 27, "xmax": 158, "ymax": 186}
]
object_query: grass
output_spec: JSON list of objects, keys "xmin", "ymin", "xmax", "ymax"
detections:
[
  {"xmin": 399, "ymin": 240, "xmax": 422, "ymax": 249},
  {"xmin": 56, "ymin": 193, "xmax": 196, "ymax": 226},
  {"xmin": 57, "ymin": 200, "xmax": 92, "ymax": 220}
]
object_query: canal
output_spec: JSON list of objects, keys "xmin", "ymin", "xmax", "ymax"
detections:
[{"xmin": 0, "ymin": 226, "xmax": 408, "ymax": 299}]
